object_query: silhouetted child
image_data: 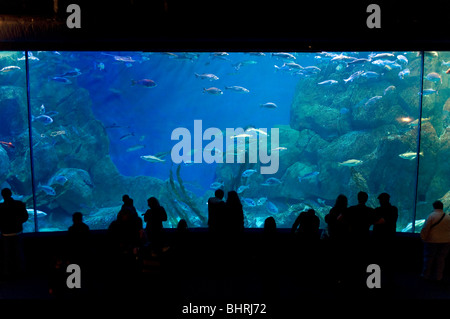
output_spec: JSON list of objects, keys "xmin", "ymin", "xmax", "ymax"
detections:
[{"xmin": 143, "ymin": 197, "xmax": 167, "ymax": 256}]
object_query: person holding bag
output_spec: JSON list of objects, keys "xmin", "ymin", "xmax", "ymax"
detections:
[{"xmin": 420, "ymin": 200, "xmax": 450, "ymax": 281}]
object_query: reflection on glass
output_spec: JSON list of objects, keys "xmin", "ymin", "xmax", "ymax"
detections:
[{"xmin": 5, "ymin": 50, "xmax": 443, "ymax": 232}]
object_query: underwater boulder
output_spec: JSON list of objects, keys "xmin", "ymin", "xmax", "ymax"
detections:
[
  {"xmin": 83, "ymin": 205, "xmax": 121, "ymax": 230},
  {"xmin": 290, "ymin": 102, "xmax": 350, "ymax": 139},
  {"xmin": 279, "ymin": 162, "xmax": 320, "ymax": 200},
  {"xmin": 0, "ymin": 145, "xmax": 10, "ymax": 183},
  {"xmin": 53, "ymin": 168, "xmax": 94, "ymax": 214}
]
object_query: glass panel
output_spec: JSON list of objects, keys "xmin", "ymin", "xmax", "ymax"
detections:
[
  {"xmin": 0, "ymin": 51, "xmax": 34, "ymax": 232},
  {"xmin": 28, "ymin": 51, "xmax": 423, "ymax": 231},
  {"xmin": 415, "ymin": 51, "xmax": 450, "ymax": 233}
]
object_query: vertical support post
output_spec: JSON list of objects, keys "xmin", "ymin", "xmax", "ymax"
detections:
[
  {"xmin": 25, "ymin": 51, "xmax": 38, "ymax": 232},
  {"xmin": 412, "ymin": 51, "xmax": 425, "ymax": 233}
]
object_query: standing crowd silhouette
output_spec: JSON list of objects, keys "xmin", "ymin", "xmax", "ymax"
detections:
[{"xmin": 0, "ymin": 187, "xmax": 449, "ymax": 298}]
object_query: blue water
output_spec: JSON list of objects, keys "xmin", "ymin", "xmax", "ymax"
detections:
[{"xmin": 78, "ymin": 52, "xmax": 300, "ymax": 190}]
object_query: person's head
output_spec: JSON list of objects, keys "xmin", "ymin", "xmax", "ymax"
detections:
[
  {"xmin": 177, "ymin": 219, "xmax": 188, "ymax": 231},
  {"xmin": 1, "ymin": 188, "xmax": 12, "ymax": 200},
  {"xmin": 335, "ymin": 194, "xmax": 348, "ymax": 208},
  {"xmin": 122, "ymin": 194, "xmax": 130, "ymax": 203},
  {"xmin": 377, "ymin": 193, "xmax": 390, "ymax": 206},
  {"xmin": 264, "ymin": 217, "xmax": 276, "ymax": 233},
  {"xmin": 215, "ymin": 189, "xmax": 224, "ymax": 200},
  {"xmin": 147, "ymin": 197, "xmax": 160, "ymax": 209},
  {"xmin": 72, "ymin": 212, "xmax": 83, "ymax": 224},
  {"xmin": 307, "ymin": 209, "xmax": 316, "ymax": 216},
  {"xmin": 433, "ymin": 200, "xmax": 444, "ymax": 210},
  {"xmin": 357, "ymin": 191, "xmax": 368, "ymax": 204}
]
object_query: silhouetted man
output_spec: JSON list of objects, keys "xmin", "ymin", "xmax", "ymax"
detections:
[
  {"xmin": 207, "ymin": 189, "xmax": 225, "ymax": 233},
  {"xmin": 344, "ymin": 191, "xmax": 375, "ymax": 239},
  {"xmin": 0, "ymin": 188, "xmax": 28, "ymax": 277}
]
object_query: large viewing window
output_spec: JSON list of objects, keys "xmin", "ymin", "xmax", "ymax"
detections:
[{"xmin": 1, "ymin": 51, "xmax": 448, "ymax": 233}]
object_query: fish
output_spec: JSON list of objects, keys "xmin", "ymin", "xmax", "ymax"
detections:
[
  {"xmin": 126, "ymin": 144, "xmax": 145, "ymax": 152},
  {"xmin": 421, "ymin": 89, "xmax": 438, "ymax": 96},
  {"xmin": 344, "ymin": 71, "xmax": 363, "ymax": 83},
  {"xmin": 401, "ymin": 219, "xmax": 425, "ymax": 232},
  {"xmin": 256, "ymin": 197, "xmax": 267, "ymax": 206},
  {"xmin": 50, "ymin": 77, "xmax": 72, "ymax": 84},
  {"xmin": 233, "ymin": 60, "xmax": 257, "ymax": 71},
  {"xmin": 384, "ymin": 85, "xmax": 396, "ymax": 95},
  {"xmin": 260, "ymin": 102, "xmax": 278, "ymax": 109},
  {"xmin": 101, "ymin": 53, "xmax": 135, "ymax": 63},
  {"xmin": 131, "ymin": 79, "xmax": 157, "ymax": 88},
  {"xmin": 237, "ymin": 185, "xmax": 249, "ymax": 194},
  {"xmin": 397, "ymin": 55, "xmax": 408, "ymax": 65},
  {"xmin": 271, "ymin": 52, "xmax": 296, "ymax": 60},
  {"xmin": 195, "ymin": 73, "xmax": 219, "ymax": 81},
  {"xmin": 210, "ymin": 181, "xmax": 224, "ymax": 190},
  {"xmin": 26, "ymin": 209, "xmax": 47, "ymax": 218},
  {"xmin": 318, "ymin": 80, "xmax": 338, "ymax": 86},
  {"xmin": 365, "ymin": 96, "xmax": 383, "ymax": 107},
  {"xmin": 371, "ymin": 59, "xmax": 397, "ymax": 67},
  {"xmin": 242, "ymin": 198, "xmax": 256, "ymax": 207},
  {"xmin": 446, "ymin": 68, "xmax": 450, "ymax": 74},
  {"xmin": 242, "ymin": 169, "xmax": 257, "ymax": 178},
  {"xmin": 203, "ymin": 87, "xmax": 223, "ymax": 95},
  {"xmin": 32, "ymin": 115, "xmax": 53, "ymax": 125},
  {"xmin": 347, "ymin": 58, "xmax": 372, "ymax": 66},
  {"xmin": 119, "ymin": 132, "xmax": 135, "ymax": 140},
  {"xmin": 408, "ymin": 117, "xmax": 431, "ymax": 126},
  {"xmin": 52, "ymin": 175, "xmax": 68, "ymax": 185},
  {"xmin": 140, "ymin": 155, "xmax": 165, "ymax": 162},
  {"xmin": 425, "ymin": 72, "xmax": 442, "ymax": 84},
  {"xmin": 398, "ymin": 69, "xmax": 410, "ymax": 79},
  {"xmin": 369, "ymin": 52, "xmax": 395, "ymax": 60},
  {"xmin": 361, "ymin": 71, "xmax": 380, "ymax": 79},
  {"xmin": 399, "ymin": 151, "xmax": 423, "ymax": 160},
  {"xmin": 225, "ymin": 86, "xmax": 250, "ymax": 93},
  {"xmin": 331, "ymin": 54, "xmax": 356, "ymax": 62},
  {"xmin": 0, "ymin": 141, "xmax": 14, "ymax": 148},
  {"xmin": 246, "ymin": 128, "xmax": 268, "ymax": 136},
  {"xmin": 261, "ymin": 177, "xmax": 282, "ymax": 186},
  {"xmin": 338, "ymin": 159, "xmax": 363, "ymax": 167},
  {"xmin": 271, "ymin": 146, "xmax": 287, "ymax": 152},
  {"xmin": 298, "ymin": 171, "xmax": 319, "ymax": 182},
  {"xmin": 265, "ymin": 201, "xmax": 278, "ymax": 214},
  {"xmin": 57, "ymin": 69, "xmax": 82, "ymax": 77},
  {"xmin": 229, "ymin": 133, "xmax": 253, "ymax": 139},
  {"xmin": 38, "ymin": 183, "xmax": 56, "ymax": 196},
  {"xmin": 0, "ymin": 66, "xmax": 21, "ymax": 73}
]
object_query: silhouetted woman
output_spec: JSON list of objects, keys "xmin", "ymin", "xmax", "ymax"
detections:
[
  {"xmin": 225, "ymin": 191, "xmax": 244, "ymax": 234},
  {"xmin": 143, "ymin": 197, "xmax": 167, "ymax": 255}
]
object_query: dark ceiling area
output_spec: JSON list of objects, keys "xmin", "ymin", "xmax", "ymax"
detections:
[{"xmin": 0, "ymin": 0, "xmax": 449, "ymax": 51}]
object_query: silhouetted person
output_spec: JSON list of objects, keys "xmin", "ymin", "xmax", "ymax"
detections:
[
  {"xmin": 264, "ymin": 216, "xmax": 277, "ymax": 235},
  {"xmin": 143, "ymin": 197, "xmax": 167, "ymax": 255},
  {"xmin": 420, "ymin": 200, "xmax": 450, "ymax": 281},
  {"xmin": 291, "ymin": 209, "xmax": 320, "ymax": 241},
  {"xmin": 118, "ymin": 194, "xmax": 138, "ymax": 221},
  {"xmin": 343, "ymin": 191, "xmax": 375, "ymax": 239},
  {"xmin": 207, "ymin": 189, "xmax": 225, "ymax": 233},
  {"xmin": 325, "ymin": 194, "xmax": 348, "ymax": 241},
  {"xmin": 341, "ymin": 191, "xmax": 375, "ymax": 286},
  {"xmin": 0, "ymin": 188, "xmax": 28, "ymax": 277},
  {"xmin": 372, "ymin": 193, "xmax": 398, "ymax": 286},
  {"xmin": 225, "ymin": 191, "xmax": 244, "ymax": 234},
  {"xmin": 67, "ymin": 212, "xmax": 90, "ymax": 265},
  {"xmin": 373, "ymin": 193, "xmax": 398, "ymax": 240}
]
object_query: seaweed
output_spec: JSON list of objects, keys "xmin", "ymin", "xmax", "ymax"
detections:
[{"xmin": 168, "ymin": 164, "xmax": 207, "ymax": 226}]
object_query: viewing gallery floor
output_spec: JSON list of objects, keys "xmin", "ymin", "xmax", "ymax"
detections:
[{"xmin": 1, "ymin": 230, "xmax": 449, "ymax": 304}]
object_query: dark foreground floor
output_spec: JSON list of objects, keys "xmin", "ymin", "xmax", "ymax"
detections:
[{"xmin": 0, "ymin": 230, "xmax": 449, "ymax": 315}]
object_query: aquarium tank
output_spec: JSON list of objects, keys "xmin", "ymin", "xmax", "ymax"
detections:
[{"xmin": 0, "ymin": 50, "xmax": 449, "ymax": 233}]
